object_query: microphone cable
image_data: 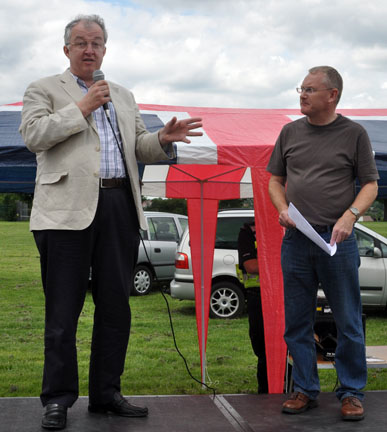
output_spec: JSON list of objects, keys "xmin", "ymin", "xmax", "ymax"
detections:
[
  {"xmin": 103, "ymin": 106, "xmax": 217, "ymax": 398},
  {"xmin": 139, "ymin": 232, "xmax": 216, "ymax": 398}
]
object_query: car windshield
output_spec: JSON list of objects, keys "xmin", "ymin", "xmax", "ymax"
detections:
[{"xmin": 355, "ymin": 228, "xmax": 376, "ymax": 257}]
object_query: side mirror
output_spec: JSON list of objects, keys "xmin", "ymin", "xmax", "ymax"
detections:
[{"xmin": 373, "ymin": 247, "xmax": 382, "ymax": 258}]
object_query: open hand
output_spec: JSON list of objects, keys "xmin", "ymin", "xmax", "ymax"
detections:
[{"xmin": 158, "ymin": 116, "xmax": 203, "ymax": 145}]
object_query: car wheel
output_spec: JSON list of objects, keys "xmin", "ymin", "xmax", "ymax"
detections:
[
  {"xmin": 210, "ymin": 281, "xmax": 245, "ymax": 319},
  {"xmin": 132, "ymin": 265, "xmax": 153, "ymax": 296}
]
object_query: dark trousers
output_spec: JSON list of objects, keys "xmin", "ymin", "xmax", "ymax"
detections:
[
  {"xmin": 246, "ymin": 287, "xmax": 268, "ymax": 393},
  {"xmin": 34, "ymin": 187, "xmax": 140, "ymax": 407}
]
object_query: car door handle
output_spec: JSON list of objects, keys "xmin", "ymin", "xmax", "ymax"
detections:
[{"xmin": 154, "ymin": 248, "xmax": 161, "ymax": 253}]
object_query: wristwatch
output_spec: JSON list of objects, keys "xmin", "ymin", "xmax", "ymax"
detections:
[{"xmin": 349, "ymin": 207, "xmax": 360, "ymax": 221}]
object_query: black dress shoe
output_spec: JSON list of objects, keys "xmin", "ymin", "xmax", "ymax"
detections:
[
  {"xmin": 88, "ymin": 393, "xmax": 148, "ymax": 417},
  {"xmin": 41, "ymin": 404, "xmax": 67, "ymax": 430}
]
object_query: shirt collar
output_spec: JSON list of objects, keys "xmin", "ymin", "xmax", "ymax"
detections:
[{"xmin": 69, "ymin": 71, "xmax": 88, "ymax": 91}]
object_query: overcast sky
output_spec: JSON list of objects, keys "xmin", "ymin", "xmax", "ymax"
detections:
[{"xmin": 1, "ymin": 0, "xmax": 387, "ymax": 109}]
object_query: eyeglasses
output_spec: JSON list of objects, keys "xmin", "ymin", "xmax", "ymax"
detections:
[
  {"xmin": 68, "ymin": 41, "xmax": 105, "ymax": 51},
  {"xmin": 296, "ymin": 87, "xmax": 334, "ymax": 94}
]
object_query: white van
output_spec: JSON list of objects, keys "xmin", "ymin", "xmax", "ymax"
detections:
[
  {"xmin": 170, "ymin": 209, "xmax": 387, "ymax": 318},
  {"xmin": 171, "ymin": 209, "xmax": 254, "ymax": 318}
]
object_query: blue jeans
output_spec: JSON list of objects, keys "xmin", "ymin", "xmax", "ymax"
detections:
[{"xmin": 281, "ymin": 228, "xmax": 367, "ymax": 401}]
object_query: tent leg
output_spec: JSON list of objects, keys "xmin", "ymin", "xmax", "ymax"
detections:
[{"xmin": 200, "ymin": 181, "xmax": 206, "ymax": 387}]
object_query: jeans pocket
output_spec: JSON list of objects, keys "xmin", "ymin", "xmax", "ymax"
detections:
[{"xmin": 283, "ymin": 228, "xmax": 296, "ymax": 241}]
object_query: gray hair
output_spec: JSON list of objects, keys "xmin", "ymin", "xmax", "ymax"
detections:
[
  {"xmin": 308, "ymin": 66, "xmax": 343, "ymax": 105},
  {"xmin": 64, "ymin": 14, "xmax": 108, "ymax": 46}
]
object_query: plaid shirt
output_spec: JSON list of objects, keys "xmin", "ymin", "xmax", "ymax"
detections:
[{"xmin": 74, "ymin": 74, "xmax": 126, "ymax": 178}]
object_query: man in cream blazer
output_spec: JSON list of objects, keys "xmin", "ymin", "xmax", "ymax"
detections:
[
  {"xmin": 21, "ymin": 67, "xmax": 168, "ymax": 231},
  {"xmin": 20, "ymin": 14, "xmax": 202, "ymax": 431}
]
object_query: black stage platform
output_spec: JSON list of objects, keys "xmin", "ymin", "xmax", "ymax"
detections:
[{"xmin": 1, "ymin": 392, "xmax": 386, "ymax": 432}]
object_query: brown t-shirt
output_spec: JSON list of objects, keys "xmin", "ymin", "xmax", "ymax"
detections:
[{"xmin": 266, "ymin": 114, "xmax": 379, "ymax": 226}]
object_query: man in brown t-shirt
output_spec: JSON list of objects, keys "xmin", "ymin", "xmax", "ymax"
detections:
[{"xmin": 267, "ymin": 66, "xmax": 378, "ymax": 421}]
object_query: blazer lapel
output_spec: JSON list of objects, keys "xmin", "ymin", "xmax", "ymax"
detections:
[
  {"xmin": 109, "ymin": 82, "xmax": 128, "ymax": 137},
  {"xmin": 109, "ymin": 82, "xmax": 123, "ymax": 120},
  {"xmin": 59, "ymin": 69, "xmax": 98, "ymax": 133}
]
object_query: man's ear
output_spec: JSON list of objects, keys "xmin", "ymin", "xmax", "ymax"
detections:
[
  {"xmin": 63, "ymin": 45, "xmax": 70, "ymax": 59},
  {"xmin": 329, "ymin": 88, "xmax": 339, "ymax": 105}
]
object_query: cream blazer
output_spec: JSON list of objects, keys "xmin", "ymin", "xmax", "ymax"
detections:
[{"xmin": 20, "ymin": 69, "xmax": 173, "ymax": 231}]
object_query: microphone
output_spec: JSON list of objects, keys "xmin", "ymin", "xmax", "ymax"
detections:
[{"xmin": 92, "ymin": 69, "xmax": 110, "ymax": 119}]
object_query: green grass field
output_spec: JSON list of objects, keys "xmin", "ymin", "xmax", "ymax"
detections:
[
  {"xmin": 362, "ymin": 221, "xmax": 387, "ymax": 238},
  {"xmin": 1, "ymin": 221, "xmax": 387, "ymax": 398}
]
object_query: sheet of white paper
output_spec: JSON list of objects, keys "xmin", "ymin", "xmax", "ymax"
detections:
[{"xmin": 288, "ymin": 203, "xmax": 337, "ymax": 256}]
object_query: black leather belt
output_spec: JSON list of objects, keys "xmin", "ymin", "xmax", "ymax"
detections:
[
  {"xmin": 99, "ymin": 178, "xmax": 127, "ymax": 189},
  {"xmin": 311, "ymin": 224, "xmax": 334, "ymax": 233}
]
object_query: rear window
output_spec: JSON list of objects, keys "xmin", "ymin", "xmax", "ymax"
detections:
[{"xmin": 215, "ymin": 216, "xmax": 254, "ymax": 250}]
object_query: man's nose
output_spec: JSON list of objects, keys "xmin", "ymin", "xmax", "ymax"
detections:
[{"xmin": 84, "ymin": 43, "xmax": 97, "ymax": 52}]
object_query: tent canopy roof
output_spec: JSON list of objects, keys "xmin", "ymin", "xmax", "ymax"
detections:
[{"xmin": 1, "ymin": 102, "xmax": 387, "ymax": 196}]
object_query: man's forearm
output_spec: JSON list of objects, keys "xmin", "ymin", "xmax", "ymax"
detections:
[
  {"xmin": 351, "ymin": 181, "xmax": 378, "ymax": 216},
  {"xmin": 268, "ymin": 175, "xmax": 288, "ymax": 214}
]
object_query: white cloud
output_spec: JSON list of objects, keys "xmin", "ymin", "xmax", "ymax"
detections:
[{"xmin": 1, "ymin": 0, "xmax": 387, "ymax": 108}]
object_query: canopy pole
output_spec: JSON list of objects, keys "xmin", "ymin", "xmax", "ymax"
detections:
[{"xmin": 200, "ymin": 180, "xmax": 206, "ymax": 387}]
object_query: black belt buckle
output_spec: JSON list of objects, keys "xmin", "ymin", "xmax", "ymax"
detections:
[{"xmin": 100, "ymin": 178, "xmax": 111, "ymax": 188}]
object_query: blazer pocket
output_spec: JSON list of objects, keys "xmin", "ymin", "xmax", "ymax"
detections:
[{"xmin": 40, "ymin": 171, "xmax": 68, "ymax": 185}]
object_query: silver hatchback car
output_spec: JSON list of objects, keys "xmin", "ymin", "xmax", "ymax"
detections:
[
  {"xmin": 91, "ymin": 211, "xmax": 188, "ymax": 296},
  {"xmin": 134, "ymin": 211, "xmax": 188, "ymax": 295},
  {"xmin": 170, "ymin": 209, "xmax": 387, "ymax": 318}
]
